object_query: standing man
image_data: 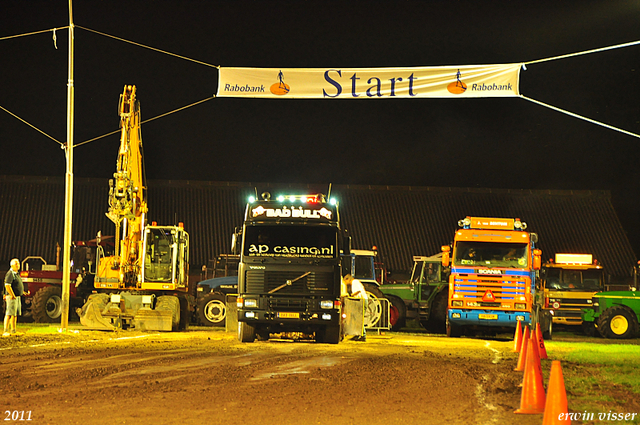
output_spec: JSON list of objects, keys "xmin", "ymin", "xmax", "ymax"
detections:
[
  {"xmin": 342, "ymin": 274, "xmax": 368, "ymax": 341},
  {"xmin": 3, "ymin": 258, "xmax": 27, "ymax": 336}
]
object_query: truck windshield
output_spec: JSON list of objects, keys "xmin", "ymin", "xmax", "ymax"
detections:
[
  {"xmin": 545, "ymin": 268, "xmax": 604, "ymax": 291},
  {"xmin": 453, "ymin": 241, "xmax": 529, "ymax": 268},
  {"xmin": 243, "ymin": 225, "xmax": 337, "ymax": 259}
]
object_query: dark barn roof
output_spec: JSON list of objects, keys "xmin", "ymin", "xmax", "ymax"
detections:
[{"xmin": 0, "ymin": 176, "xmax": 636, "ymax": 277}]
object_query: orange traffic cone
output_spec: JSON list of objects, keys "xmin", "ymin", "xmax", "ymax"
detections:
[
  {"xmin": 514, "ymin": 326, "xmax": 530, "ymax": 371},
  {"xmin": 515, "ymin": 336, "xmax": 546, "ymax": 414},
  {"xmin": 542, "ymin": 361, "xmax": 570, "ymax": 424},
  {"xmin": 535, "ymin": 322, "xmax": 548, "ymax": 360},
  {"xmin": 512, "ymin": 320, "xmax": 523, "ymax": 352}
]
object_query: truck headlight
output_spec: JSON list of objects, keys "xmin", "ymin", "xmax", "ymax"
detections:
[
  {"xmin": 321, "ymin": 313, "xmax": 332, "ymax": 320},
  {"xmin": 244, "ymin": 299, "xmax": 257, "ymax": 308},
  {"xmin": 452, "ymin": 300, "xmax": 463, "ymax": 307},
  {"xmin": 245, "ymin": 311, "xmax": 256, "ymax": 319},
  {"xmin": 515, "ymin": 303, "xmax": 526, "ymax": 310},
  {"xmin": 320, "ymin": 300, "xmax": 334, "ymax": 309}
]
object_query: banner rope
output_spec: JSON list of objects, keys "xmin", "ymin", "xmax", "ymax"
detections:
[
  {"xmin": 0, "ymin": 105, "xmax": 64, "ymax": 146},
  {"xmin": 524, "ymin": 39, "xmax": 640, "ymax": 65},
  {"xmin": 76, "ymin": 26, "xmax": 219, "ymax": 69},
  {"xmin": 519, "ymin": 95, "xmax": 640, "ymax": 139},
  {"xmin": 0, "ymin": 27, "xmax": 69, "ymax": 41},
  {"xmin": 74, "ymin": 96, "xmax": 216, "ymax": 148}
]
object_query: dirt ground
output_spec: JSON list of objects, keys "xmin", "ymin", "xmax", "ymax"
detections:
[{"xmin": 0, "ymin": 327, "xmax": 627, "ymax": 425}]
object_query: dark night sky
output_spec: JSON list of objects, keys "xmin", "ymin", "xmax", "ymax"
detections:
[{"xmin": 1, "ymin": 1, "xmax": 640, "ymax": 254}]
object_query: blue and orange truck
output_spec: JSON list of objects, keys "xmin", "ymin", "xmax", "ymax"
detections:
[{"xmin": 442, "ymin": 217, "xmax": 551, "ymax": 338}]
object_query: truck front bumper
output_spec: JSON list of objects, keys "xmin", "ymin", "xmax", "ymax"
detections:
[
  {"xmin": 237, "ymin": 308, "xmax": 341, "ymax": 326},
  {"xmin": 449, "ymin": 309, "xmax": 529, "ymax": 327}
]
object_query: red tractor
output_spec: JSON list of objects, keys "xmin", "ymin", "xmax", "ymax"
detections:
[{"xmin": 16, "ymin": 239, "xmax": 114, "ymax": 323}]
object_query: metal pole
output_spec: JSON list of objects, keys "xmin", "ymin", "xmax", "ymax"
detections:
[{"xmin": 61, "ymin": 0, "xmax": 75, "ymax": 331}]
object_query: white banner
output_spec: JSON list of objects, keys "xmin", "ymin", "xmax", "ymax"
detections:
[{"xmin": 217, "ymin": 64, "xmax": 522, "ymax": 99}]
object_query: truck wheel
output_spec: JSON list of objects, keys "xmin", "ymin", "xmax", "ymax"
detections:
[
  {"xmin": 597, "ymin": 306, "xmax": 639, "ymax": 339},
  {"xmin": 238, "ymin": 321, "xmax": 256, "ymax": 342},
  {"xmin": 197, "ymin": 292, "xmax": 226, "ymax": 327},
  {"xmin": 31, "ymin": 286, "xmax": 63, "ymax": 323},
  {"xmin": 581, "ymin": 321, "xmax": 597, "ymax": 337},
  {"xmin": 363, "ymin": 283, "xmax": 384, "ymax": 328},
  {"xmin": 387, "ymin": 294, "xmax": 406, "ymax": 331},
  {"xmin": 316, "ymin": 324, "xmax": 341, "ymax": 344},
  {"xmin": 446, "ymin": 317, "xmax": 462, "ymax": 337},
  {"xmin": 542, "ymin": 317, "xmax": 553, "ymax": 340},
  {"xmin": 423, "ymin": 289, "xmax": 448, "ymax": 334}
]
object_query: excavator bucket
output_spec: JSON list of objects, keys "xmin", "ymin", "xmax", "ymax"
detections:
[
  {"xmin": 77, "ymin": 300, "xmax": 116, "ymax": 330},
  {"xmin": 133, "ymin": 308, "xmax": 173, "ymax": 331}
]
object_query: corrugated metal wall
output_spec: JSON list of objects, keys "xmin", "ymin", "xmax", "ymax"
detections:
[{"xmin": 0, "ymin": 176, "xmax": 636, "ymax": 277}]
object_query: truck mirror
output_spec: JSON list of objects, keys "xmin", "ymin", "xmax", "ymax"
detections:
[
  {"xmin": 343, "ymin": 236, "xmax": 351, "ymax": 256},
  {"xmin": 533, "ymin": 249, "xmax": 542, "ymax": 270},
  {"xmin": 441, "ymin": 245, "xmax": 450, "ymax": 267}
]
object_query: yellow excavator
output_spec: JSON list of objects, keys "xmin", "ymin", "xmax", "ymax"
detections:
[{"xmin": 77, "ymin": 85, "xmax": 190, "ymax": 331}]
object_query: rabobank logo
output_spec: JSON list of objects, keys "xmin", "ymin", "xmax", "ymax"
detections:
[
  {"xmin": 447, "ymin": 69, "xmax": 467, "ymax": 94},
  {"xmin": 270, "ymin": 70, "xmax": 290, "ymax": 95}
]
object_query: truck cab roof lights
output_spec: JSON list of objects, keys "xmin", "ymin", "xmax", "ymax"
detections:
[
  {"xmin": 459, "ymin": 217, "xmax": 528, "ymax": 231},
  {"xmin": 458, "ymin": 217, "xmax": 472, "ymax": 228},
  {"xmin": 555, "ymin": 253, "xmax": 593, "ymax": 265}
]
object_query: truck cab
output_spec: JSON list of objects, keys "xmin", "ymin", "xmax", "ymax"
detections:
[{"xmin": 542, "ymin": 253, "xmax": 604, "ymax": 335}]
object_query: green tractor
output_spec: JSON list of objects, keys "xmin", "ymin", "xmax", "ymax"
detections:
[
  {"xmin": 582, "ymin": 290, "xmax": 640, "ymax": 339},
  {"xmin": 379, "ymin": 254, "xmax": 450, "ymax": 332}
]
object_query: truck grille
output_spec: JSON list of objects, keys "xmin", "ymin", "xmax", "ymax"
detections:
[
  {"xmin": 453, "ymin": 275, "xmax": 527, "ymax": 302},
  {"xmin": 244, "ymin": 270, "xmax": 334, "ymax": 294},
  {"xmin": 268, "ymin": 298, "xmax": 309, "ymax": 311}
]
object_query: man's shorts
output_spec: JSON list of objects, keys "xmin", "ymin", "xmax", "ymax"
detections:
[{"xmin": 4, "ymin": 297, "xmax": 21, "ymax": 316}]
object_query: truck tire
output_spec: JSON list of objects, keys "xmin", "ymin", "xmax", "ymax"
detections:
[
  {"xmin": 423, "ymin": 289, "xmax": 448, "ymax": 334},
  {"xmin": 197, "ymin": 292, "xmax": 226, "ymax": 327},
  {"xmin": 446, "ymin": 317, "xmax": 462, "ymax": 337},
  {"xmin": 316, "ymin": 324, "xmax": 341, "ymax": 344},
  {"xmin": 31, "ymin": 286, "xmax": 63, "ymax": 323},
  {"xmin": 387, "ymin": 294, "xmax": 406, "ymax": 331},
  {"xmin": 156, "ymin": 296, "xmax": 180, "ymax": 331},
  {"xmin": 363, "ymin": 283, "xmax": 385, "ymax": 328},
  {"xmin": 597, "ymin": 306, "xmax": 639, "ymax": 339},
  {"xmin": 582, "ymin": 321, "xmax": 597, "ymax": 337},
  {"xmin": 533, "ymin": 306, "xmax": 552, "ymax": 340},
  {"xmin": 238, "ymin": 321, "xmax": 256, "ymax": 342}
]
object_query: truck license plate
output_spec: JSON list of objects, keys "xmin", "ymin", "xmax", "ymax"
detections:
[
  {"xmin": 478, "ymin": 314, "xmax": 498, "ymax": 320},
  {"xmin": 277, "ymin": 312, "xmax": 300, "ymax": 319}
]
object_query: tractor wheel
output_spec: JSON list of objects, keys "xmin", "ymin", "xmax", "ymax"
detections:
[
  {"xmin": 387, "ymin": 294, "xmax": 406, "ymax": 331},
  {"xmin": 238, "ymin": 321, "xmax": 256, "ymax": 342},
  {"xmin": 597, "ymin": 306, "xmax": 639, "ymax": 339},
  {"xmin": 363, "ymin": 283, "xmax": 385, "ymax": 328},
  {"xmin": 197, "ymin": 292, "xmax": 226, "ymax": 327},
  {"xmin": 31, "ymin": 286, "xmax": 63, "ymax": 323},
  {"xmin": 423, "ymin": 289, "xmax": 448, "ymax": 334}
]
